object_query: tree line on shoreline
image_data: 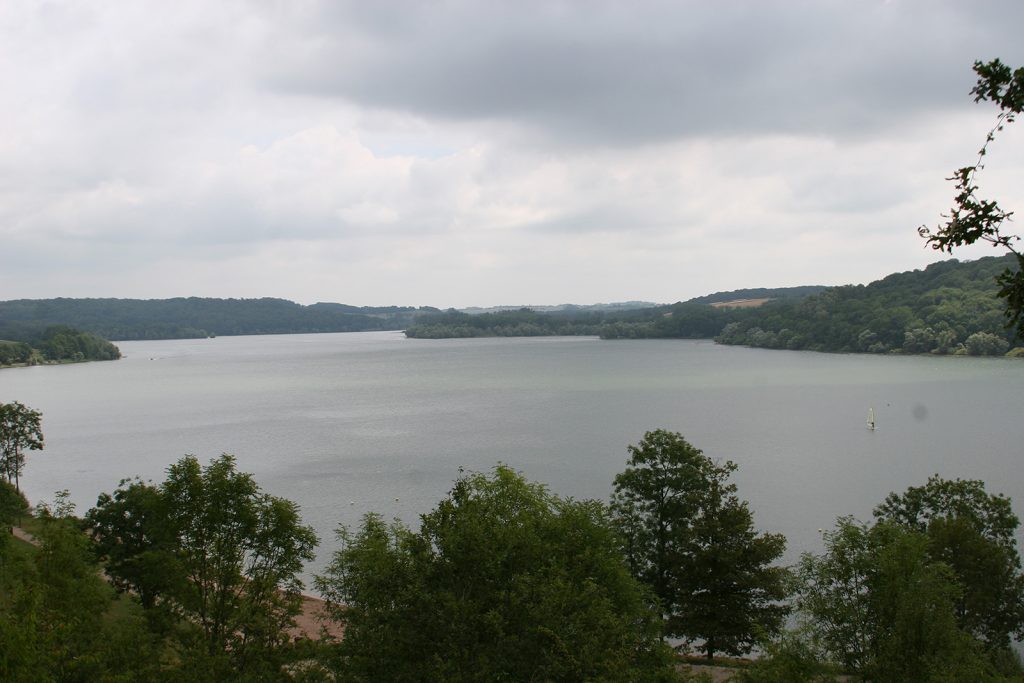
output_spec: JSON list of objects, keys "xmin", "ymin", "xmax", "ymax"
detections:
[
  {"xmin": 2, "ymin": 256, "xmax": 1020, "ymax": 360},
  {"xmin": 2, "ymin": 401, "xmax": 1022, "ymax": 681},
  {"xmin": 0, "ymin": 325, "xmax": 121, "ymax": 367},
  {"xmin": 408, "ymin": 256, "xmax": 1023, "ymax": 356}
]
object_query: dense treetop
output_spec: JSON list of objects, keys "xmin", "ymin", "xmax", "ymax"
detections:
[
  {"xmin": 0, "ymin": 325, "xmax": 120, "ymax": 366},
  {"xmin": 611, "ymin": 430, "xmax": 788, "ymax": 660},
  {"xmin": 712, "ymin": 255, "xmax": 1019, "ymax": 354},
  {"xmin": 316, "ymin": 465, "xmax": 678, "ymax": 681}
]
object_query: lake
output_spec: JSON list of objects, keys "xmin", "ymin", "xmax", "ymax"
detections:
[{"xmin": 3, "ymin": 331, "xmax": 1023, "ymax": 576}]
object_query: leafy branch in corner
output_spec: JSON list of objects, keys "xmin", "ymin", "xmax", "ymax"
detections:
[{"xmin": 919, "ymin": 59, "xmax": 1024, "ymax": 337}]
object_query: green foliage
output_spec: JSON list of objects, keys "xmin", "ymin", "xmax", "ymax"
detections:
[
  {"xmin": 0, "ymin": 480, "xmax": 29, "ymax": 529},
  {"xmin": 601, "ymin": 303, "xmax": 746, "ymax": 340},
  {"xmin": 919, "ymin": 59, "xmax": 1024, "ymax": 337},
  {"xmin": 964, "ymin": 330, "xmax": 1010, "ymax": 356},
  {"xmin": 714, "ymin": 256, "xmax": 1019, "ymax": 353},
  {"xmin": 873, "ymin": 476, "xmax": 1024, "ymax": 647},
  {"xmin": 86, "ymin": 454, "xmax": 319, "ymax": 677},
  {"xmin": 316, "ymin": 465, "xmax": 679, "ymax": 682},
  {"xmin": 0, "ymin": 340, "xmax": 34, "ymax": 366},
  {"xmin": 405, "ymin": 307, "xmax": 611, "ymax": 338},
  {"xmin": 0, "ymin": 297, "xmax": 439, "ymax": 341},
  {"xmin": 797, "ymin": 517, "xmax": 1013, "ymax": 682},
  {"xmin": 733, "ymin": 631, "xmax": 837, "ymax": 683},
  {"xmin": 0, "ymin": 401, "xmax": 44, "ymax": 493},
  {"xmin": 410, "ymin": 258, "xmax": 1022, "ymax": 352},
  {"xmin": 0, "ymin": 325, "xmax": 120, "ymax": 365},
  {"xmin": 86, "ymin": 478, "xmax": 177, "ymax": 610},
  {"xmin": 405, "ymin": 292, "xmax": 816, "ymax": 340},
  {"xmin": 611, "ymin": 430, "xmax": 789, "ymax": 659},
  {"xmin": 0, "ymin": 496, "xmax": 165, "ymax": 681},
  {"xmin": 34, "ymin": 325, "xmax": 121, "ymax": 362}
]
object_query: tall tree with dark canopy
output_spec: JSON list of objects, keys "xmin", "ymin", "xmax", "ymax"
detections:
[
  {"xmin": 87, "ymin": 454, "xmax": 319, "ymax": 678},
  {"xmin": 0, "ymin": 401, "xmax": 43, "ymax": 493},
  {"xmin": 611, "ymin": 429, "xmax": 788, "ymax": 659},
  {"xmin": 920, "ymin": 59, "xmax": 1024, "ymax": 337},
  {"xmin": 873, "ymin": 475, "xmax": 1024, "ymax": 649},
  {"xmin": 316, "ymin": 465, "xmax": 677, "ymax": 682},
  {"xmin": 86, "ymin": 477, "xmax": 178, "ymax": 611}
]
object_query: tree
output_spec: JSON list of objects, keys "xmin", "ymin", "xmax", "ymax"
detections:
[
  {"xmin": 610, "ymin": 429, "xmax": 788, "ymax": 659},
  {"xmin": 797, "ymin": 517, "xmax": 1006, "ymax": 682},
  {"xmin": 873, "ymin": 475, "xmax": 1024, "ymax": 648},
  {"xmin": 920, "ymin": 59, "xmax": 1024, "ymax": 337},
  {"xmin": 87, "ymin": 454, "xmax": 319, "ymax": 677},
  {"xmin": 86, "ymin": 477, "xmax": 177, "ymax": 610},
  {"xmin": 0, "ymin": 491, "xmax": 164, "ymax": 682},
  {"xmin": 0, "ymin": 401, "xmax": 43, "ymax": 493},
  {"xmin": 316, "ymin": 465, "xmax": 678, "ymax": 682},
  {"xmin": 0, "ymin": 480, "xmax": 29, "ymax": 533},
  {"xmin": 964, "ymin": 330, "xmax": 1010, "ymax": 356},
  {"xmin": 733, "ymin": 630, "xmax": 838, "ymax": 683}
]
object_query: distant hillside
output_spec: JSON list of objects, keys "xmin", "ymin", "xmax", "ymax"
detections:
[
  {"xmin": 685, "ymin": 285, "xmax": 827, "ymax": 305},
  {"xmin": 407, "ymin": 257, "xmax": 1021, "ymax": 356},
  {"xmin": 404, "ymin": 308, "xmax": 613, "ymax": 339},
  {"xmin": 713, "ymin": 256, "xmax": 1019, "ymax": 355},
  {"xmin": 9, "ymin": 258, "xmax": 1016, "ymax": 355},
  {"xmin": 0, "ymin": 298, "xmax": 440, "ymax": 341},
  {"xmin": 601, "ymin": 257, "xmax": 1019, "ymax": 355},
  {"xmin": 459, "ymin": 301, "xmax": 659, "ymax": 315},
  {"xmin": 406, "ymin": 290, "xmax": 829, "ymax": 340}
]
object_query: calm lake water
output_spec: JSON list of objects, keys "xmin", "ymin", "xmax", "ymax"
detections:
[{"xmin": 2, "ymin": 331, "xmax": 1023, "ymax": 577}]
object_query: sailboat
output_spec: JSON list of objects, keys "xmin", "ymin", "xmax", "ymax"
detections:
[{"xmin": 867, "ymin": 407, "xmax": 876, "ymax": 431}]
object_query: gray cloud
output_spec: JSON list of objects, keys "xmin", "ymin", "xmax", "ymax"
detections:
[
  {"xmin": 263, "ymin": 1, "xmax": 1024, "ymax": 145},
  {"xmin": 1, "ymin": 0, "xmax": 1022, "ymax": 306}
]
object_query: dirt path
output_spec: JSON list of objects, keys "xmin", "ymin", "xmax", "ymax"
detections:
[
  {"xmin": 11, "ymin": 525, "xmax": 37, "ymax": 545},
  {"xmin": 290, "ymin": 593, "xmax": 344, "ymax": 640},
  {"xmin": 679, "ymin": 663, "xmax": 741, "ymax": 682}
]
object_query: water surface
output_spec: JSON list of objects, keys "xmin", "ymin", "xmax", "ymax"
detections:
[{"xmin": 3, "ymin": 331, "xmax": 1022, "ymax": 575}]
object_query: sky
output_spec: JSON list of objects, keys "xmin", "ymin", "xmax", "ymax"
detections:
[{"xmin": 2, "ymin": 1, "xmax": 1023, "ymax": 308}]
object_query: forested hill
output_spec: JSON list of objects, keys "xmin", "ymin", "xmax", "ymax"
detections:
[
  {"xmin": 5, "ymin": 257, "xmax": 1018, "ymax": 354},
  {"xmin": 685, "ymin": 285, "xmax": 827, "ymax": 305},
  {"xmin": 404, "ymin": 286, "xmax": 816, "ymax": 339},
  {"xmin": 711, "ymin": 255, "xmax": 1020, "ymax": 355},
  {"xmin": 0, "ymin": 298, "xmax": 440, "ymax": 341},
  {"xmin": 407, "ymin": 256, "xmax": 1021, "ymax": 356}
]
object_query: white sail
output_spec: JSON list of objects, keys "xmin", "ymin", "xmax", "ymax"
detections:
[{"xmin": 867, "ymin": 407, "xmax": 876, "ymax": 431}]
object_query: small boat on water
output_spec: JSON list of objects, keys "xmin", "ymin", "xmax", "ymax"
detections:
[{"xmin": 867, "ymin": 407, "xmax": 876, "ymax": 431}]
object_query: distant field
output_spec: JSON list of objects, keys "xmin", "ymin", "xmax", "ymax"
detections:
[{"xmin": 709, "ymin": 298, "xmax": 771, "ymax": 309}]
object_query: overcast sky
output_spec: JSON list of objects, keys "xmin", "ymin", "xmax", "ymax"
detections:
[{"xmin": 2, "ymin": 1, "xmax": 1023, "ymax": 307}]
